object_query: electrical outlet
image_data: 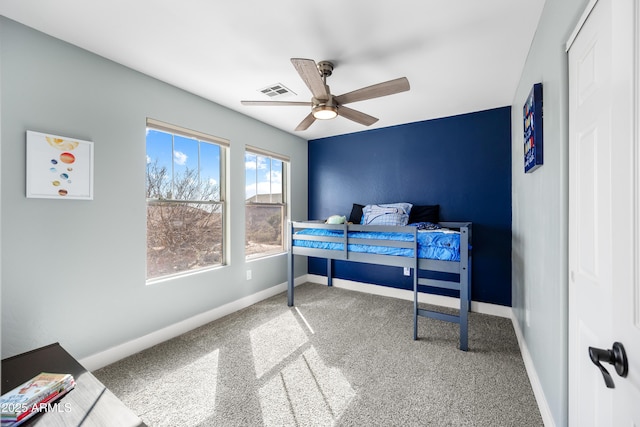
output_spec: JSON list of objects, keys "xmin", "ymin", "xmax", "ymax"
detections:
[
  {"xmin": 403, "ymin": 267, "xmax": 411, "ymax": 276},
  {"xmin": 246, "ymin": 270, "xmax": 252, "ymax": 280}
]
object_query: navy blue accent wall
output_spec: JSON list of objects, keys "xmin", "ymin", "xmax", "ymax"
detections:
[{"xmin": 307, "ymin": 106, "xmax": 512, "ymax": 306}]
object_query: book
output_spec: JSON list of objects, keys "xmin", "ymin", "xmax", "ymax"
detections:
[
  {"xmin": 1, "ymin": 372, "xmax": 75, "ymax": 426},
  {"xmin": 0, "ymin": 387, "xmax": 74, "ymax": 427}
]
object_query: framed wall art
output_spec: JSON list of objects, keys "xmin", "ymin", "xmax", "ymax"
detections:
[
  {"xmin": 26, "ymin": 130, "xmax": 94, "ymax": 200},
  {"xmin": 524, "ymin": 82, "xmax": 543, "ymax": 173}
]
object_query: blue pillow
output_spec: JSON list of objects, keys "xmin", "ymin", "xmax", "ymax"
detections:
[{"xmin": 362, "ymin": 203, "xmax": 413, "ymax": 226}]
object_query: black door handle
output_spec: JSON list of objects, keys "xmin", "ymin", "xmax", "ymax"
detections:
[{"xmin": 588, "ymin": 342, "xmax": 628, "ymax": 389}]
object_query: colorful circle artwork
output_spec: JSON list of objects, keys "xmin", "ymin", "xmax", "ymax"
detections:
[
  {"xmin": 28, "ymin": 131, "xmax": 92, "ymax": 199},
  {"xmin": 60, "ymin": 152, "xmax": 75, "ymax": 164},
  {"xmin": 46, "ymin": 137, "xmax": 79, "ymax": 151}
]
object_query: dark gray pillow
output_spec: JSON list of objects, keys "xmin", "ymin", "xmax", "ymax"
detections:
[
  {"xmin": 408, "ymin": 205, "xmax": 439, "ymax": 224},
  {"xmin": 348, "ymin": 203, "xmax": 365, "ymax": 224}
]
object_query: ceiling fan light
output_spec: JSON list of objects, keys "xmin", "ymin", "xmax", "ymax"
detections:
[{"xmin": 312, "ymin": 105, "xmax": 338, "ymax": 120}]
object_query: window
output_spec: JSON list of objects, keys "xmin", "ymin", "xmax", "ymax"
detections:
[
  {"xmin": 145, "ymin": 118, "xmax": 228, "ymax": 280},
  {"xmin": 245, "ymin": 147, "xmax": 288, "ymax": 259}
]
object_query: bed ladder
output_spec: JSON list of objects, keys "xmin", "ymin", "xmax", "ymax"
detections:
[{"xmin": 413, "ymin": 223, "xmax": 472, "ymax": 351}]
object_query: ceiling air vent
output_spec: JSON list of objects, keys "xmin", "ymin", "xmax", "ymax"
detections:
[{"xmin": 258, "ymin": 83, "xmax": 296, "ymax": 99}]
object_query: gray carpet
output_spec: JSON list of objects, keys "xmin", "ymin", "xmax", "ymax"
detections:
[{"xmin": 93, "ymin": 283, "xmax": 543, "ymax": 426}]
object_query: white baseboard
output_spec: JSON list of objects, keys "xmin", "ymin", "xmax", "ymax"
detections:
[
  {"xmin": 80, "ymin": 276, "xmax": 307, "ymax": 371},
  {"xmin": 510, "ymin": 312, "xmax": 555, "ymax": 427},
  {"xmin": 306, "ymin": 274, "xmax": 512, "ymax": 318}
]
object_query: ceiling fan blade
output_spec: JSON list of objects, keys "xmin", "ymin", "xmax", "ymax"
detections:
[
  {"xmin": 291, "ymin": 58, "xmax": 328, "ymax": 100},
  {"xmin": 295, "ymin": 113, "xmax": 316, "ymax": 131},
  {"xmin": 241, "ymin": 100, "xmax": 312, "ymax": 106},
  {"xmin": 334, "ymin": 77, "xmax": 410, "ymax": 105},
  {"xmin": 337, "ymin": 105, "xmax": 379, "ymax": 126}
]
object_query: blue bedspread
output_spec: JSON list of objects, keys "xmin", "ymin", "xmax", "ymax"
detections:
[{"xmin": 292, "ymin": 228, "xmax": 461, "ymax": 261}]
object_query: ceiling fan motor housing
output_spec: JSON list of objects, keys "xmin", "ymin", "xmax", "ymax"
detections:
[{"xmin": 317, "ymin": 61, "xmax": 334, "ymax": 78}]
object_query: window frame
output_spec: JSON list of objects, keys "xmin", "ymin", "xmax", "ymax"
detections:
[
  {"xmin": 145, "ymin": 118, "xmax": 229, "ymax": 282},
  {"xmin": 245, "ymin": 146, "xmax": 289, "ymax": 260}
]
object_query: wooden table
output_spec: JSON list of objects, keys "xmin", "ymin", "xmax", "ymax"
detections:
[{"xmin": 2, "ymin": 343, "xmax": 145, "ymax": 426}]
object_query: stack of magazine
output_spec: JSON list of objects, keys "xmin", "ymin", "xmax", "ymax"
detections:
[{"xmin": 0, "ymin": 372, "xmax": 75, "ymax": 426}]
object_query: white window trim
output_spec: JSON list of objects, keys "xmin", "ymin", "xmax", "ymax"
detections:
[
  {"xmin": 145, "ymin": 118, "xmax": 229, "ymax": 280},
  {"xmin": 245, "ymin": 146, "xmax": 289, "ymax": 259}
]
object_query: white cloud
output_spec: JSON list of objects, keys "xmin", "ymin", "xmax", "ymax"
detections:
[
  {"xmin": 269, "ymin": 170, "xmax": 282, "ymax": 186},
  {"xmin": 174, "ymin": 151, "xmax": 188, "ymax": 166},
  {"xmin": 257, "ymin": 157, "xmax": 269, "ymax": 170},
  {"xmin": 245, "ymin": 156, "xmax": 270, "ymax": 170}
]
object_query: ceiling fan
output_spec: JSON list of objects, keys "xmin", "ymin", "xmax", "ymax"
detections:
[{"xmin": 241, "ymin": 58, "xmax": 410, "ymax": 131}]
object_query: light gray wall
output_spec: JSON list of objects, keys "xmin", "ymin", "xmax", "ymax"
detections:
[
  {"xmin": 511, "ymin": 0, "xmax": 588, "ymax": 425},
  {"xmin": 0, "ymin": 17, "xmax": 308, "ymax": 360}
]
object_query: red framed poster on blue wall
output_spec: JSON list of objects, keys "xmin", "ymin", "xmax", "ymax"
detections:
[{"xmin": 524, "ymin": 83, "xmax": 543, "ymax": 173}]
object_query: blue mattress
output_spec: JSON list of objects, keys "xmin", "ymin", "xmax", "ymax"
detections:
[{"xmin": 292, "ymin": 228, "xmax": 461, "ymax": 261}]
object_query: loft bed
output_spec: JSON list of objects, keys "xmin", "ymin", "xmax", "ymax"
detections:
[{"xmin": 287, "ymin": 220, "xmax": 472, "ymax": 351}]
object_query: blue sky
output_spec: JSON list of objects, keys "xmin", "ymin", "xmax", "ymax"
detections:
[
  {"xmin": 146, "ymin": 129, "xmax": 220, "ymax": 199},
  {"xmin": 245, "ymin": 153, "xmax": 282, "ymax": 200},
  {"xmin": 146, "ymin": 128, "xmax": 283, "ymax": 202}
]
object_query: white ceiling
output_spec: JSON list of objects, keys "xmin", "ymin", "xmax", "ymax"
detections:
[{"xmin": 1, "ymin": 1, "xmax": 545, "ymax": 141}]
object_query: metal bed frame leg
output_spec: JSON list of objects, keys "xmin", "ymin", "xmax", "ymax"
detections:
[
  {"xmin": 413, "ymin": 227, "xmax": 419, "ymax": 341},
  {"xmin": 288, "ymin": 222, "xmax": 294, "ymax": 307},
  {"xmin": 459, "ymin": 265, "xmax": 469, "ymax": 351},
  {"xmin": 413, "ymin": 266, "xmax": 418, "ymax": 340},
  {"xmin": 327, "ymin": 258, "xmax": 333, "ymax": 287},
  {"xmin": 459, "ymin": 235, "xmax": 470, "ymax": 351}
]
